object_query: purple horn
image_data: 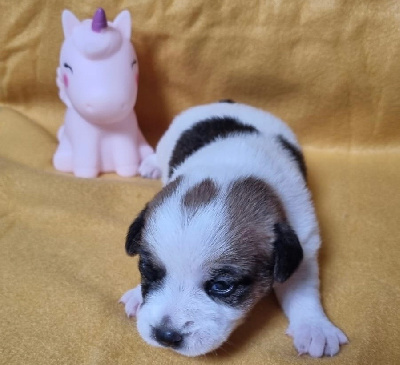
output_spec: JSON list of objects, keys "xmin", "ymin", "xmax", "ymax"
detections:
[{"xmin": 92, "ymin": 8, "xmax": 107, "ymax": 32}]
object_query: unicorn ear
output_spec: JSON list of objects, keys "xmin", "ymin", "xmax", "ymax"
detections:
[
  {"xmin": 113, "ymin": 10, "xmax": 131, "ymax": 39},
  {"xmin": 62, "ymin": 10, "xmax": 80, "ymax": 38}
]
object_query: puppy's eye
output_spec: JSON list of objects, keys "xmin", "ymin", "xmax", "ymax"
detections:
[
  {"xmin": 207, "ymin": 280, "xmax": 236, "ymax": 297},
  {"xmin": 131, "ymin": 59, "xmax": 137, "ymax": 67},
  {"xmin": 63, "ymin": 62, "xmax": 73, "ymax": 73}
]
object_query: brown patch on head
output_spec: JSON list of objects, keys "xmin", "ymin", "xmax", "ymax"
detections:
[
  {"xmin": 227, "ymin": 177, "xmax": 285, "ymax": 233},
  {"xmin": 209, "ymin": 176, "xmax": 286, "ymax": 309},
  {"xmin": 182, "ymin": 178, "xmax": 219, "ymax": 209}
]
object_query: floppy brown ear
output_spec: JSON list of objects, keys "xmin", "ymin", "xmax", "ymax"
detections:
[
  {"xmin": 125, "ymin": 206, "xmax": 148, "ymax": 256},
  {"xmin": 273, "ymin": 222, "xmax": 303, "ymax": 282}
]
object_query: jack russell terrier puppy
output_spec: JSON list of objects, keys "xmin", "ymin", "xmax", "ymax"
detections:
[{"xmin": 120, "ymin": 101, "xmax": 348, "ymax": 357}]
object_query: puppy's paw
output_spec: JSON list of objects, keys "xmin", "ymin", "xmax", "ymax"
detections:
[
  {"xmin": 139, "ymin": 154, "xmax": 161, "ymax": 179},
  {"xmin": 287, "ymin": 319, "xmax": 348, "ymax": 357},
  {"xmin": 119, "ymin": 285, "xmax": 143, "ymax": 318}
]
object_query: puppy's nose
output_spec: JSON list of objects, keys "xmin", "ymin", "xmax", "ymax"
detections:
[{"xmin": 153, "ymin": 326, "xmax": 183, "ymax": 348}]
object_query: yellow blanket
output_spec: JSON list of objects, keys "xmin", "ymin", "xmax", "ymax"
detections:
[{"xmin": 1, "ymin": 1, "xmax": 399, "ymax": 364}]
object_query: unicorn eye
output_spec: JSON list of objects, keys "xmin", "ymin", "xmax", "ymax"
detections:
[
  {"xmin": 63, "ymin": 63, "xmax": 73, "ymax": 73},
  {"xmin": 131, "ymin": 59, "xmax": 137, "ymax": 68}
]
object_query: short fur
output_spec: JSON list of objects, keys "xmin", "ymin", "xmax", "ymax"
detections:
[
  {"xmin": 121, "ymin": 102, "xmax": 347, "ymax": 357},
  {"xmin": 168, "ymin": 116, "xmax": 258, "ymax": 177}
]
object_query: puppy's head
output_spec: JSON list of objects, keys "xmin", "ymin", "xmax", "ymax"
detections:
[{"xmin": 126, "ymin": 176, "xmax": 302, "ymax": 356}]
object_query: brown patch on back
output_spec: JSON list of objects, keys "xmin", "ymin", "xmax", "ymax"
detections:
[{"xmin": 182, "ymin": 178, "xmax": 219, "ymax": 209}]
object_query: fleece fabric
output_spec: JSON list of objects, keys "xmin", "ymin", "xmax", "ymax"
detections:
[{"xmin": 1, "ymin": 1, "xmax": 399, "ymax": 364}]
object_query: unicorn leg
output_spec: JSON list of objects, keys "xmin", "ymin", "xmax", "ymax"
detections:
[
  {"xmin": 112, "ymin": 136, "xmax": 140, "ymax": 177},
  {"xmin": 53, "ymin": 128, "xmax": 73, "ymax": 172},
  {"xmin": 72, "ymin": 139, "xmax": 101, "ymax": 178}
]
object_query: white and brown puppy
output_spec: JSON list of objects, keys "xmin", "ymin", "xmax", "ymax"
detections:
[{"xmin": 120, "ymin": 101, "xmax": 348, "ymax": 357}]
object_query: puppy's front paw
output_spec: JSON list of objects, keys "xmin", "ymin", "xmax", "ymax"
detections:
[
  {"xmin": 139, "ymin": 154, "xmax": 161, "ymax": 179},
  {"xmin": 287, "ymin": 319, "xmax": 348, "ymax": 357},
  {"xmin": 119, "ymin": 285, "xmax": 143, "ymax": 318}
]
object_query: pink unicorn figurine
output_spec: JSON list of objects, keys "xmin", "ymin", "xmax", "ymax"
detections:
[{"xmin": 53, "ymin": 8, "xmax": 160, "ymax": 179}]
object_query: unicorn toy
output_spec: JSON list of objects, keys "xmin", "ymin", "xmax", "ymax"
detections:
[{"xmin": 53, "ymin": 8, "xmax": 160, "ymax": 179}]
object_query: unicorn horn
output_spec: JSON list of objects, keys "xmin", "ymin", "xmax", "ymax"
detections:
[{"xmin": 92, "ymin": 8, "xmax": 108, "ymax": 32}]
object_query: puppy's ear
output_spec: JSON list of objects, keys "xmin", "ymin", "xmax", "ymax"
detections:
[
  {"xmin": 125, "ymin": 206, "xmax": 148, "ymax": 256},
  {"xmin": 273, "ymin": 222, "xmax": 303, "ymax": 282}
]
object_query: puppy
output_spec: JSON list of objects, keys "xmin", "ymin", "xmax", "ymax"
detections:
[{"xmin": 120, "ymin": 101, "xmax": 348, "ymax": 357}]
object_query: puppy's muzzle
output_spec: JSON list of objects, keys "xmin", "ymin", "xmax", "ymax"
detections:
[{"xmin": 153, "ymin": 326, "xmax": 184, "ymax": 349}]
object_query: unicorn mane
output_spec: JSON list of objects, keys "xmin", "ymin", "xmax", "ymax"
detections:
[{"xmin": 56, "ymin": 67, "xmax": 70, "ymax": 107}]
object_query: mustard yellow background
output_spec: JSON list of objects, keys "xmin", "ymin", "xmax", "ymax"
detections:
[{"xmin": 1, "ymin": 0, "xmax": 399, "ymax": 364}]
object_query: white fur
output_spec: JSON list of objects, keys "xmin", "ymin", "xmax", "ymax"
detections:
[{"xmin": 121, "ymin": 102, "xmax": 347, "ymax": 357}]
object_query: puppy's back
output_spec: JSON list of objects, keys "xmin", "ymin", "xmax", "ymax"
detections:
[
  {"xmin": 156, "ymin": 101, "xmax": 317, "ymax": 256},
  {"xmin": 156, "ymin": 102, "xmax": 301, "ymax": 184}
]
